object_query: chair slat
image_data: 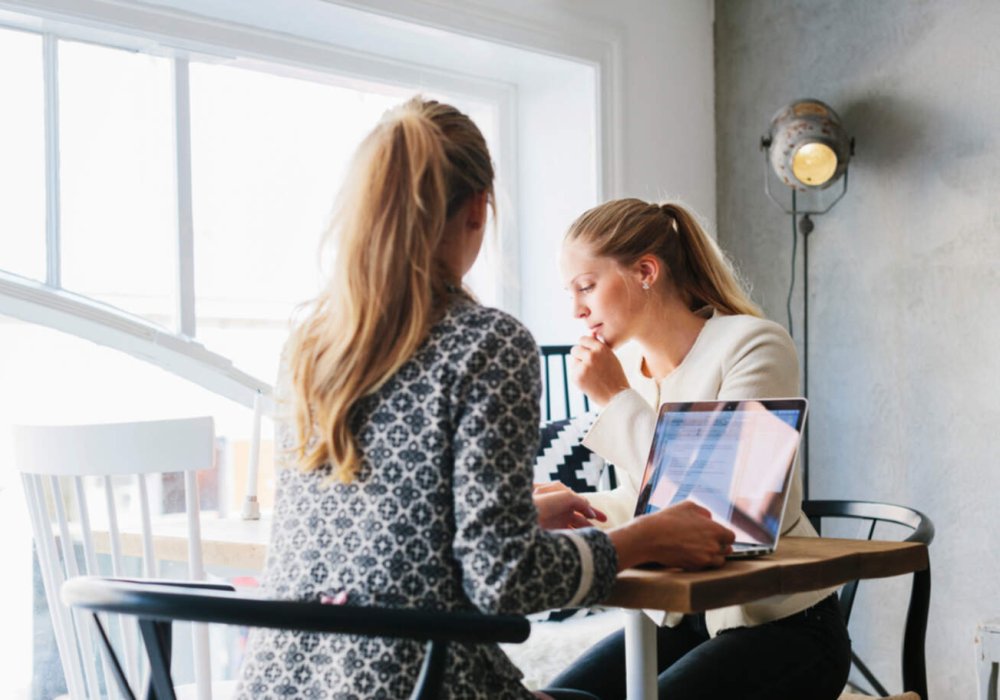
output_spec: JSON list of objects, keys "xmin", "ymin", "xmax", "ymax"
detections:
[
  {"xmin": 559, "ymin": 354, "xmax": 571, "ymax": 418},
  {"xmin": 72, "ymin": 476, "xmax": 132, "ymax": 698},
  {"xmin": 539, "ymin": 345, "xmax": 589, "ymax": 421},
  {"xmin": 23, "ymin": 475, "xmax": 87, "ymax": 699},
  {"xmin": 185, "ymin": 470, "xmax": 213, "ymax": 699},
  {"xmin": 104, "ymin": 474, "xmax": 142, "ymax": 689},
  {"xmin": 543, "ymin": 358, "xmax": 553, "ymax": 421},
  {"xmin": 137, "ymin": 474, "xmax": 157, "ymax": 579},
  {"xmin": 73, "ymin": 476, "xmax": 127, "ymax": 700},
  {"xmin": 50, "ymin": 476, "xmax": 104, "ymax": 699},
  {"xmin": 49, "ymin": 476, "xmax": 81, "ymax": 579},
  {"xmin": 104, "ymin": 476, "xmax": 124, "ymax": 577},
  {"xmin": 73, "ymin": 476, "xmax": 100, "ymax": 575}
]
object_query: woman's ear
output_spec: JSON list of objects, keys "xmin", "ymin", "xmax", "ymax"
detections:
[
  {"xmin": 634, "ymin": 255, "xmax": 661, "ymax": 288},
  {"xmin": 465, "ymin": 191, "xmax": 489, "ymax": 232}
]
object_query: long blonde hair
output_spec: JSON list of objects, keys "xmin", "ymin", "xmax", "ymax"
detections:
[
  {"xmin": 288, "ymin": 97, "xmax": 494, "ymax": 481},
  {"xmin": 566, "ymin": 198, "xmax": 761, "ymax": 317}
]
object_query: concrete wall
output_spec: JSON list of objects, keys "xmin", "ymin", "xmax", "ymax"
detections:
[{"xmin": 715, "ymin": 1, "xmax": 1000, "ymax": 697}]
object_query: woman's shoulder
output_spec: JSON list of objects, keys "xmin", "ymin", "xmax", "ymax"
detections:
[
  {"xmin": 700, "ymin": 312, "xmax": 796, "ymax": 366},
  {"xmin": 436, "ymin": 297, "xmax": 538, "ymax": 357},
  {"xmin": 443, "ymin": 296, "xmax": 530, "ymax": 335},
  {"xmin": 704, "ymin": 312, "xmax": 793, "ymax": 347}
]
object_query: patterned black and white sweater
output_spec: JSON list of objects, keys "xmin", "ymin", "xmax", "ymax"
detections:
[{"xmin": 236, "ymin": 294, "xmax": 618, "ymax": 699}]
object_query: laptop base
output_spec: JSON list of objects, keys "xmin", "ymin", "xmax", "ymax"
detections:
[{"xmin": 726, "ymin": 543, "xmax": 773, "ymax": 559}]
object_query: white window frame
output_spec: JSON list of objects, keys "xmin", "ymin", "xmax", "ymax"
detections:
[{"xmin": 0, "ymin": 0, "xmax": 623, "ymax": 409}]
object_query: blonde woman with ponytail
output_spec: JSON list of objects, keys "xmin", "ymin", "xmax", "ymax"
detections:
[
  {"xmin": 236, "ymin": 103, "xmax": 733, "ymax": 700},
  {"xmin": 547, "ymin": 198, "xmax": 851, "ymax": 699}
]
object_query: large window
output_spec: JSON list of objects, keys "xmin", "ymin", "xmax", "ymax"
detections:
[
  {"xmin": 0, "ymin": 2, "xmax": 603, "ymax": 696},
  {"xmin": 0, "ymin": 31, "xmax": 502, "ymax": 382},
  {"xmin": 0, "ymin": 26, "xmax": 45, "ymax": 282},
  {"xmin": 0, "ymin": 12, "xmax": 511, "ymax": 523},
  {"xmin": 0, "ymin": 17, "xmax": 506, "ymax": 699},
  {"xmin": 189, "ymin": 67, "xmax": 400, "ymax": 379},
  {"xmin": 58, "ymin": 40, "xmax": 178, "ymax": 323},
  {"xmin": 187, "ymin": 63, "xmax": 498, "ymax": 379}
]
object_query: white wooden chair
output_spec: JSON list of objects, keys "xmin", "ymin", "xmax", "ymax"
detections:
[{"xmin": 14, "ymin": 417, "xmax": 220, "ymax": 699}]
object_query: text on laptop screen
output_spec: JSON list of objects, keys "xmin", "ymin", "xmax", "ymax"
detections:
[{"xmin": 634, "ymin": 401, "xmax": 804, "ymax": 545}]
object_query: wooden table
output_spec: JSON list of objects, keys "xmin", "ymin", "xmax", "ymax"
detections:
[
  {"xmin": 92, "ymin": 519, "xmax": 930, "ymax": 700},
  {"xmin": 607, "ymin": 536, "xmax": 930, "ymax": 700}
]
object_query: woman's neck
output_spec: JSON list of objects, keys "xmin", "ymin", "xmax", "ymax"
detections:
[{"xmin": 635, "ymin": 300, "xmax": 708, "ymax": 381}]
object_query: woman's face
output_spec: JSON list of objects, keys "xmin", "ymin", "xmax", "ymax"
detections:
[{"xmin": 559, "ymin": 240, "xmax": 645, "ymax": 348}]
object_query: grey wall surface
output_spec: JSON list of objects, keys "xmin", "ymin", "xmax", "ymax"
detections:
[{"xmin": 715, "ymin": 1, "xmax": 1000, "ymax": 697}]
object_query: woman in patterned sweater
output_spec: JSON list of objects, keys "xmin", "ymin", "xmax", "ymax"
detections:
[{"xmin": 235, "ymin": 98, "xmax": 734, "ymax": 700}]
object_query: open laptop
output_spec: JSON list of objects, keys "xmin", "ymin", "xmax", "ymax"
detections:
[{"xmin": 633, "ymin": 398, "xmax": 808, "ymax": 559}]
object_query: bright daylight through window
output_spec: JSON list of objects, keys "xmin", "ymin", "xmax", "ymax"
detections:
[
  {"xmin": 0, "ymin": 26, "xmax": 45, "ymax": 281},
  {"xmin": 0, "ymin": 0, "xmax": 601, "ymax": 694},
  {"xmin": 0, "ymin": 18, "xmax": 502, "ymax": 698}
]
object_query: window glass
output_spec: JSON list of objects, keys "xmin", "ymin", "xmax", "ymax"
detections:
[
  {"xmin": 0, "ymin": 27, "xmax": 45, "ymax": 281},
  {"xmin": 189, "ymin": 63, "xmax": 406, "ymax": 379},
  {"xmin": 58, "ymin": 40, "xmax": 176, "ymax": 326}
]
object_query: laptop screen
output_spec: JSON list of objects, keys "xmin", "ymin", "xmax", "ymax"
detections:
[{"xmin": 633, "ymin": 399, "xmax": 807, "ymax": 546}]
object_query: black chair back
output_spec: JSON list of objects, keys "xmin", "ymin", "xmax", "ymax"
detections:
[
  {"xmin": 540, "ymin": 345, "xmax": 590, "ymax": 421},
  {"xmin": 803, "ymin": 500, "xmax": 934, "ymax": 700},
  {"xmin": 62, "ymin": 576, "xmax": 530, "ymax": 700}
]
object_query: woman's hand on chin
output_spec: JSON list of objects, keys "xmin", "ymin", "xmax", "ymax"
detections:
[{"xmin": 569, "ymin": 334, "xmax": 630, "ymax": 405}]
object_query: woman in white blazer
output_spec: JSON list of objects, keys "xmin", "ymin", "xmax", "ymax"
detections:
[{"xmin": 548, "ymin": 199, "xmax": 851, "ymax": 700}]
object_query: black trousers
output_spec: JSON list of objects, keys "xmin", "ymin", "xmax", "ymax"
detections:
[{"xmin": 547, "ymin": 594, "xmax": 851, "ymax": 700}]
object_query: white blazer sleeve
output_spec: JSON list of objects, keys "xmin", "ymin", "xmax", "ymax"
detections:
[
  {"xmin": 717, "ymin": 322, "xmax": 799, "ymax": 399},
  {"xmin": 579, "ymin": 388, "xmax": 657, "ymax": 528}
]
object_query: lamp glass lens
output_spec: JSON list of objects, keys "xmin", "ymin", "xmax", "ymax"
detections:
[{"xmin": 791, "ymin": 142, "xmax": 838, "ymax": 186}]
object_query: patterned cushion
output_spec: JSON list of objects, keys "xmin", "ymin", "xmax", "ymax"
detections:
[{"xmin": 534, "ymin": 412, "xmax": 614, "ymax": 492}]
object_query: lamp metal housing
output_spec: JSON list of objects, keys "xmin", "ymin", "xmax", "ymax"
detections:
[{"xmin": 763, "ymin": 99, "xmax": 852, "ymax": 191}]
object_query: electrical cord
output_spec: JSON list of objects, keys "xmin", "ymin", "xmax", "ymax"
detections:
[{"xmin": 786, "ymin": 191, "xmax": 798, "ymax": 338}]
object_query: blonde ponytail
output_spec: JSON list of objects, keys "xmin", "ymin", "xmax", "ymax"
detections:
[
  {"xmin": 566, "ymin": 198, "xmax": 761, "ymax": 318},
  {"xmin": 288, "ymin": 97, "xmax": 494, "ymax": 481}
]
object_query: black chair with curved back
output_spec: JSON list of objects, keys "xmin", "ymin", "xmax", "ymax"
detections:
[
  {"xmin": 802, "ymin": 500, "xmax": 934, "ymax": 700},
  {"xmin": 61, "ymin": 576, "xmax": 531, "ymax": 700},
  {"xmin": 540, "ymin": 345, "xmax": 590, "ymax": 421}
]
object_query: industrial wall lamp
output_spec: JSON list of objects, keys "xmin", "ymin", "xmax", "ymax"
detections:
[
  {"xmin": 761, "ymin": 98, "xmax": 854, "ymax": 233},
  {"xmin": 760, "ymin": 98, "xmax": 854, "ymax": 499}
]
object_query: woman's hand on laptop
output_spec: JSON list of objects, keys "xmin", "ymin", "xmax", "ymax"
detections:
[
  {"xmin": 609, "ymin": 501, "xmax": 736, "ymax": 571},
  {"xmin": 533, "ymin": 482, "xmax": 607, "ymax": 529}
]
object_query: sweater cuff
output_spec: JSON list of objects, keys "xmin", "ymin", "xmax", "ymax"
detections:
[{"xmin": 563, "ymin": 527, "xmax": 618, "ymax": 607}]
